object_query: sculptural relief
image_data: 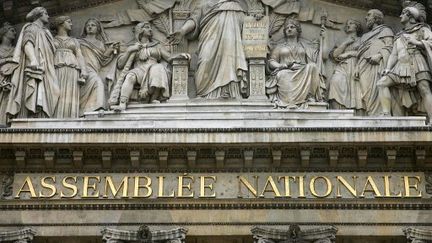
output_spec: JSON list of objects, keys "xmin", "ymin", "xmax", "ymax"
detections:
[
  {"xmin": 6, "ymin": 7, "xmax": 60, "ymax": 118},
  {"xmin": 109, "ymin": 21, "xmax": 189, "ymax": 111},
  {"xmin": 168, "ymin": 0, "xmax": 249, "ymax": 99},
  {"xmin": 79, "ymin": 18, "xmax": 118, "ymax": 115},
  {"xmin": 52, "ymin": 16, "xmax": 88, "ymax": 118},
  {"xmin": 378, "ymin": 2, "xmax": 432, "ymax": 123},
  {"xmin": 0, "ymin": 23, "xmax": 16, "ymax": 126},
  {"xmin": 266, "ymin": 19, "xmax": 327, "ymax": 108},
  {"xmin": 356, "ymin": 9, "xmax": 394, "ymax": 116},
  {"xmin": 328, "ymin": 19, "xmax": 363, "ymax": 110}
]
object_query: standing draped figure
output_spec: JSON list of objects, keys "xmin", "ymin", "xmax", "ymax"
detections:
[
  {"xmin": 79, "ymin": 18, "xmax": 118, "ymax": 115},
  {"xmin": 168, "ymin": 0, "xmax": 248, "ymax": 99},
  {"xmin": 0, "ymin": 23, "xmax": 16, "ymax": 126},
  {"xmin": 52, "ymin": 16, "xmax": 88, "ymax": 118},
  {"xmin": 7, "ymin": 7, "xmax": 60, "ymax": 118},
  {"xmin": 356, "ymin": 9, "xmax": 394, "ymax": 116},
  {"xmin": 328, "ymin": 19, "xmax": 363, "ymax": 110}
]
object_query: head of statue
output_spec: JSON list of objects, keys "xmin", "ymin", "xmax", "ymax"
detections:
[
  {"xmin": 81, "ymin": 18, "xmax": 108, "ymax": 42},
  {"xmin": 52, "ymin": 16, "xmax": 72, "ymax": 33},
  {"xmin": 26, "ymin": 7, "xmax": 49, "ymax": 24},
  {"xmin": 401, "ymin": 3, "xmax": 426, "ymax": 24},
  {"xmin": 134, "ymin": 21, "xmax": 153, "ymax": 41},
  {"xmin": 344, "ymin": 19, "xmax": 363, "ymax": 36},
  {"xmin": 283, "ymin": 18, "xmax": 302, "ymax": 38},
  {"xmin": 0, "ymin": 22, "xmax": 16, "ymax": 44},
  {"xmin": 365, "ymin": 9, "xmax": 384, "ymax": 29}
]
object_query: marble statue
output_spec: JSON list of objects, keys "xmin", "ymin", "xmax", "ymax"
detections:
[
  {"xmin": 168, "ymin": 0, "xmax": 248, "ymax": 99},
  {"xmin": 109, "ymin": 21, "xmax": 189, "ymax": 111},
  {"xmin": 52, "ymin": 16, "xmax": 88, "ymax": 118},
  {"xmin": 356, "ymin": 9, "xmax": 394, "ymax": 116},
  {"xmin": 266, "ymin": 19, "xmax": 327, "ymax": 109},
  {"xmin": 0, "ymin": 23, "xmax": 16, "ymax": 126},
  {"xmin": 6, "ymin": 7, "xmax": 60, "ymax": 118},
  {"xmin": 378, "ymin": 2, "xmax": 432, "ymax": 123},
  {"xmin": 328, "ymin": 19, "xmax": 363, "ymax": 110},
  {"xmin": 79, "ymin": 18, "xmax": 118, "ymax": 115}
]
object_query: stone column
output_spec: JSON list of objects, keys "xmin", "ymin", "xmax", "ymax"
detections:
[
  {"xmin": 0, "ymin": 228, "xmax": 36, "ymax": 243},
  {"xmin": 171, "ymin": 57, "xmax": 190, "ymax": 102},
  {"xmin": 404, "ymin": 227, "xmax": 432, "ymax": 243}
]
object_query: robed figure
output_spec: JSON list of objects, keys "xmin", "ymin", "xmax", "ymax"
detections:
[
  {"xmin": 7, "ymin": 7, "xmax": 60, "ymax": 118},
  {"xmin": 356, "ymin": 9, "xmax": 394, "ymax": 115},
  {"xmin": 169, "ymin": 0, "xmax": 248, "ymax": 99}
]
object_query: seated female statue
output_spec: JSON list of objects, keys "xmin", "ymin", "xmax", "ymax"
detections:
[{"xmin": 266, "ymin": 19, "xmax": 327, "ymax": 108}]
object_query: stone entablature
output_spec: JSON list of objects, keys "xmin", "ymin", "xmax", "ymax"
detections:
[
  {"xmin": 251, "ymin": 225, "xmax": 338, "ymax": 243},
  {"xmin": 0, "ymin": 228, "xmax": 36, "ymax": 243}
]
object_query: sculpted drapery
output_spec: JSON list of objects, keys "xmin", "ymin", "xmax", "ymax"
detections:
[
  {"xmin": 328, "ymin": 20, "xmax": 363, "ymax": 110},
  {"xmin": 187, "ymin": 0, "xmax": 248, "ymax": 99},
  {"xmin": 53, "ymin": 16, "xmax": 87, "ymax": 118},
  {"xmin": 0, "ymin": 23, "xmax": 16, "ymax": 126},
  {"xmin": 7, "ymin": 7, "xmax": 60, "ymax": 119},
  {"xmin": 356, "ymin": 10, "xmax": 394, "ymax": 115},
  {"xmin": 79, "ymin": 18, "xmax": 117, "ymax": 115},
  {"xmin": 266, "ymin": 19, "xmax": 325, "ymax": 108}
]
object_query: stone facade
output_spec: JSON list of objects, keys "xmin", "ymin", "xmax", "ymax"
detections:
[{"xmin": 0, "ymin": 0, "xmax": 431, "ymax": 242}]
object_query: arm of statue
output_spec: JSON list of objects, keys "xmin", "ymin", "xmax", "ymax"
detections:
[
  {"xmin": 24, "ymin": 42, "xmax": 39, "ymax": 70},
  {"xmin": 104, "ymin": 42, "xmax": 120, "ymax": 57},
  {"xmin": 370, "ymin": 36, "xmax": 393, "ymax": 65},
  {"xmin": 382, "ymin": 44, "xmax": 398, "ymax": 76},
  {"xmin": 76, "ymin": 42, "xmax": 88, "ymax": 81},
  {"xmin": 117, "ymin": 43, "xmax": 141, "ymax": 69},
  {"xmin": 167, "ymin": 20, "xmax": 196, "ymax": 45},
  {"xmin": 160, "ymin": 48, "xmax": 190, "ymax": 63},
  {"xmin": 332, "ymin": 37, "xmax": 355, "ymax": 60}
]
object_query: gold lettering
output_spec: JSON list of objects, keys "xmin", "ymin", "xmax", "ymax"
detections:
[
  {"xmin": 383, "ymin": 176, "xmax": 402, "ymax": 198},
  {"xmin": 298, "ymin": 176, "xmax": 306, "ymax": 198},
  {"xmin": 60, "ymin": 176, "xmax": 78, "ymax": 198},
  {"xmin": 260, "ymin": 176, "xmax": 282, "ymax": 197},
  {"xmin": 157, "ymin": 176, "xmax": 175, "ymax": 198},
  {"xmin": 15, "ymin": 176, "xmax": 37, "ymax": 198},
  {"xmin": 199, "ymin": 176, "xmax": 216, "ymax": 198},
  {"xmin": 39, "ymin": 176, "xmax": 57, "ymax": 198},
  {"xmin": 278, "ymin": 176, "xmax": 296, "ymax": 197},
  {"xmin": 336, "ymin": 176, "xmax": 357, "ymax": 198},
  {"xmin": 310, "ymin": 176, "xmax": 332, "ymax": 198},
  {"xmin": 178, "ymin": 175, "xmax": 194, "ymax": 198},
  {"xmin": 133, "ymin": 176, "xmax": 152, "ymax": 198},
  {"xmin": 403, "ymin": 176, "xmax": 422, "ymax": 198},
  {"xmin": 103, "ymin": 176, "xmax": 129, "ymax": 198},
  {"xmin": 360, "ymin": 176, "xmax": 382, "ymax": 198},
  {"xmin": 238, "ymin": 176, "xmax": 258, "ymax": 198},
  {"xmin": 82, "ymin": 176, "xmax": 100, "ymax": 198}
]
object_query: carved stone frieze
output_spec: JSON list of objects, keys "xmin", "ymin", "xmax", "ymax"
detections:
[
  {"xmin": 0, "ymin": 172, "xmax": 14, "ymax": 199},
  {"xmin": 251, "ymin": 225, "xmax": 338, "ymax": 243},
  {"xmin": 0, "ymin": 228, "xmax": 36, "ymax": 243},
  {"xmin": 101, "ymin": 225, "xmax": 188, "ymax": 243}
]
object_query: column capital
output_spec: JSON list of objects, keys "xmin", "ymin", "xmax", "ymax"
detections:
[
  {"xmin": 102, "ymin": 225, "xmax": 188, "ymax": 243},
  {"xmin": 251, "ymin": 225, "xmax": 337, "ymax": 243},
  {"xmin": 0, "ymin": 228, "xmax": 36, "ymax": 243},
  {"xmin": 404, "ymin": 227, "xmax": 432, "ymax": 243}
]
